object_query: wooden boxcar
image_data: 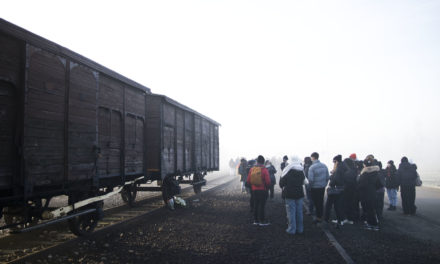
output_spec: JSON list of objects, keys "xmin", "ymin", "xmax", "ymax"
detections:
[
  {"xmin": 145, "ymin": 94, "xmax": 220, "ymax": 192},
  {"xmin": 0, "ymin": 18, "xmax": 219, "ymax": 235}
]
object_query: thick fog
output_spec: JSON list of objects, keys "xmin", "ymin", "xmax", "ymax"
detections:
[{"xmin": 3, "ymin": 1, "xmax": 440, "ymax": 184}]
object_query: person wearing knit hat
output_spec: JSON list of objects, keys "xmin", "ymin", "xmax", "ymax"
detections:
[
  {"xmin": 358, "ymin": 155, "xmax": 382, "ymax": 231},
  {"xmin": 349, "ymin": 153, "xmax": 357, "ymax": 160}
]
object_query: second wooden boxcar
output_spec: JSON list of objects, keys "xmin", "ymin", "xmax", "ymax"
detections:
[{"xmin": 145, "ymin": 94, "xmax": 220, "ymax": 193}]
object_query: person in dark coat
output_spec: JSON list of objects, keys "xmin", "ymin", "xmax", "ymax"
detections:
[
  {"xmin": 279, "ymin": 156, "xmax": 305, "ymax": 235},
  {"xmin": 324, "ymin": 155, "xmax": 345, "ymax": 228},
  {"xmin": 385, "ymin": 160, "xmax": 399, "ymax": 211},
  {"xmin": 341, "ymin": 157, "xmax": 358, "ymax": 224},
  {"xmin": 280, "ymin": 155, "xmax": 289, "ymax": 171},
  {"xmin": 265, "ymin": 160, "xmax": 277, "ymax": 199},
  {"xmin": 303, "ymin": 156, "xmax": 314, "ymax": 216},
  {"xmin": 358, "ymin": 156, "xmax": 382, "ymax": 231},
  {"xmin": 238, "ymin": 158, "xmax": 248, "ymax": 193},
  {"xmin": 375, "ymin": 161, "xmax": 386, "ymax": 221},
  {"xmin": 397, "ymin": 157, "xmax": 418, "ymax": 215}
]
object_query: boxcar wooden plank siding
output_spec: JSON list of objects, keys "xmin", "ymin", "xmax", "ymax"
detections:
[
  {"xmin": 0, "ymin": 81, "xmax": 16, "ymax": 188},
  {"xmin": 184, "ymin": 111, "xmax": 193, "ymax": 172},
  {"xmin": 0, "ymin": 19, "xmax": 219, "ymax": 209},
  {"xmin": 25, "ymin": 46, "xmax": 66, "ymax": 187},
  {"xmin": 68, "ymin": 64, "xmax": 97, "ymax": 182},
  {"xmin": 176, "ymin": 109, "xmax": 184, "ymax": 172},
  {"xmin": 0, "ymin": 31, "xmax": 21, "ymax": 189}
]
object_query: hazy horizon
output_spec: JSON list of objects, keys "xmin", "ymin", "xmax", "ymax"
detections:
[{"xmin": 3, "ymin": 0, "xmax": 440, "ymax": 182}]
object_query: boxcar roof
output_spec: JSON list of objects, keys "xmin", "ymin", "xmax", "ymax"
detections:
[
  {"xmin": 150, "ymin": 94, "xmax": 221, "ymax": 126},
  {"xmin": 0, "ymin": 18, "xmax": 151, "ymax": 94}
]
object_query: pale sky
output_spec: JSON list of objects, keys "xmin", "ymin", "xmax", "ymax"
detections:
[{"xmin": 2, "ymin": 0, "xmax": 440, "ymax": 179}]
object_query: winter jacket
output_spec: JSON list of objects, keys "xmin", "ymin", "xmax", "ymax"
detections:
[
  {"xmin": 281, "ymin": 161, "xmax": 288, "ymax": 171},
  {"xmin": 239, "ymin": 163, "xmax": 248, "ymax": 182},
  {"xmin": 358, "ymin": 165, "xmax": 382, "ymax": 202},
  {"xmin": 397, "ymin": 162, "xmax": 417, "ymax": 187},
  {"xmin": 279, "ymin": 168, "xmax": 305, "ymax": 199},
  {"xmin": 308, "ymin": 160, "xmax": 330, "ymax": 188},
  {"xmin": 266, "ymin": 165, "xmax": 277, "ymax": 185},
  {"xmin": 246, "ymin": 164, "xmax": 271, "ymax": 191},
  {"xmin": 342, "ymin": 158, "xmax": 357, "ymax": 189},
  {"xmin": 329, "ymin": 163, "xmax": 345, "ymax": 188},
  {"xmin": 304, "ymin": 163, "xmax": 312, "ymax": 179},
  {"xmin": 385, "ymin": 165, "xmax": 399, "ymax": 189}
]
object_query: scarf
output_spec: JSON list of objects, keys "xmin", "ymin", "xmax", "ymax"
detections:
[{"xmin": 281, "ymin": 156, "xmax": 304, "ymax": 177}]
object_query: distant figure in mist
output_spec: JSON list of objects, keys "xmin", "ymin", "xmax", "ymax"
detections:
[
  {"xmin": 238, "ymin": 158, "xmax": 248, "ymax": 193},
  {"xmin": 385, "ymin": 160, "xmax": 399, "ymax": 211},
  {"xmin": 397, "ymin": 157, "xmax": 418, "ymax": 215},
  {"xmin": 280, "ymin": 155, "xmax": 289, "ymax": 171},
  {"xmin": 229, "ymin": 158, "xmax": 236, "ymax": 177}
]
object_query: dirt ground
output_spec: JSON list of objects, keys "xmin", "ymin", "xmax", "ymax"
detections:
[{"xmin": 18, "ymin": 180, "xmax": 440, "ymax": 264}]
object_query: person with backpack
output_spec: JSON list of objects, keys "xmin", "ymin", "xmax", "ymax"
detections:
[
  {"xmin": 247, "ymin": 155, "xmax": 271, "ymax": 226},
  {"xmin": 265, "ymin": 160, "xmax": 277, "ymax": 199},
  {"xmin": 385, "ymin": 160, "xmax": 398, "ymax": 211},
  {"xmin": 340, "ymin": 157, "xmax": 358, "ymax": 224},
  {"xmin": 279, "ymin": 156, "xmax": 305, "ymax": 235},
  {"xmin": 308, "ymin": 152, "xmax": 330, "ymax": 224}
]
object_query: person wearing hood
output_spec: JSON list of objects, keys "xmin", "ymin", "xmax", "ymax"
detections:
[
  {"xmin": 358, "ymin": 156, "xmax": 382, "ymax": 231},
  {"xmin": 279, "ymin": 156, "xmax": 306, "ymax": 235},
  {"xmin": 397, "ymin": 157, "xmax": 418, "ymax": 215},
  {"xmin": 308, "ymin": 152, "xmax": 330, "ymax": 223}
]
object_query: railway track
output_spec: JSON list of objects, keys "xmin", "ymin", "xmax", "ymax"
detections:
[{"xmin": 0, "ymin": 173, "xmax": 235, "ymax": 263}]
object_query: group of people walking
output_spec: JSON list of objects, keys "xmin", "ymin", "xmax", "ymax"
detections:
[{"xmin": 238, "ymin": 152, "xmax": 421, "ymax": 235}]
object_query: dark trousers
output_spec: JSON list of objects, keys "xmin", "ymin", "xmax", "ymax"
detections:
[
  {"xmin": 311, "ymin": 188, "xmax": 325, "ymax": 219},
  {"xmin": 375, "ymin": 191, "xmax": 385, "ymax": 220},
  {"xmin": 342, "ymin": 186, "xmax": 357, "ymax": 221},
  {"xmin": 305, "ymin": 185, "xmax": 315, "ymax": 214},
  {"xmin": 269, "ymin": 185, "xmax": 275, "ymax": 198},
  {"xmin": 401, "ymin": 185, "xmax": 416, "ymax": 214},
  {"xmin": 362, "ymin": 198, "xmax": 378, "ymax": 226},
  {"xmin": 324, "ymin": 193, "xmax": 343, "ymax": 223},
  {"xmin": 253, "ymin": 190, "xmax": 268, "ymax": 222},
  {"xmin": 250, "ymin": 190, "xmax": 254, "ymax": 211}
]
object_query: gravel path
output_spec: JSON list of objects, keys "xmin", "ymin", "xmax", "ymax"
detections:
[{"xmin": 18, "ymin": 180, "xmax": 440, "ymax": 264}]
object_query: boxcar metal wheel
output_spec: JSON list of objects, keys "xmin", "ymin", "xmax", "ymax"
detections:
[
  {"xmin": 121, "ymin": 184, "xmax": 138, "ymax": 207},
  {"xmin": 68, "ymin": 194, "xmax": 103, "ymax": 236}
]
